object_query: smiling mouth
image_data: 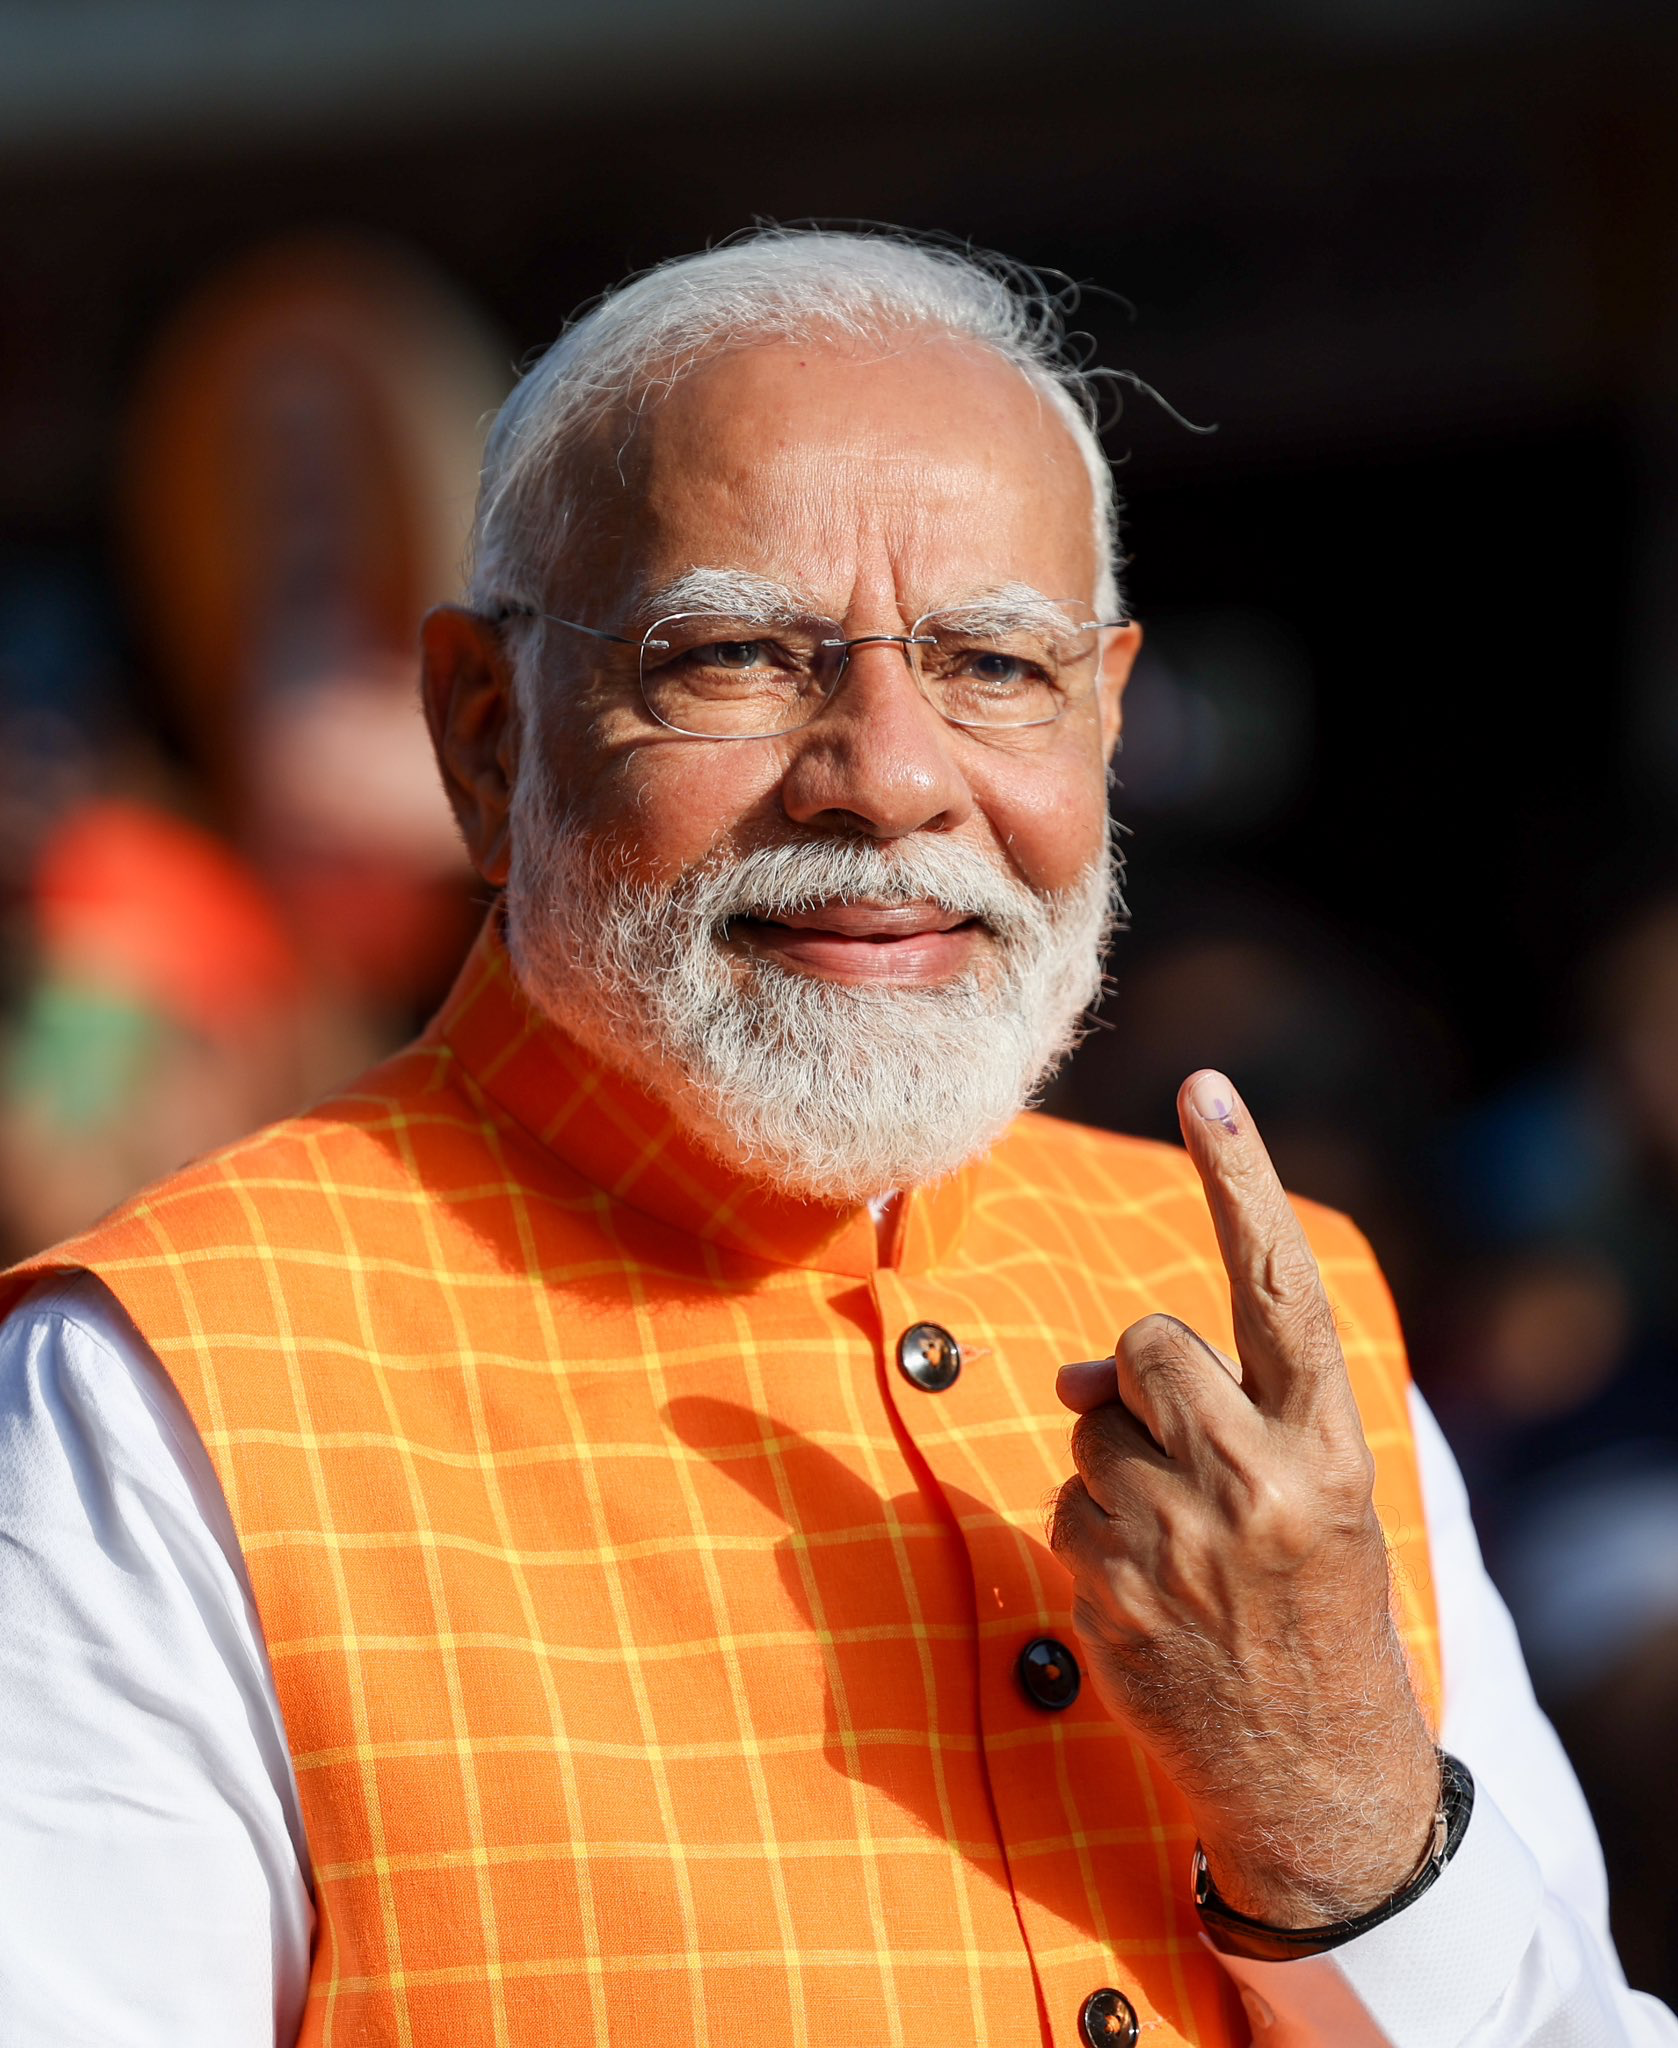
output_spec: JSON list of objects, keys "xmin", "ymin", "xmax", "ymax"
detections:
[
  {"xmin": 734, "ymin": 902, "xmax": 979, "ymax": 940},
  {"xmin": 722, "ymin": 900, "xmax": 988, "ymax": 983}
]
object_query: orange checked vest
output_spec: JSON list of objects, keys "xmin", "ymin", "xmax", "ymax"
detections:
[{"xmin": 5, "ymin": 917, "xmax": 1440, "ymax": 2048}]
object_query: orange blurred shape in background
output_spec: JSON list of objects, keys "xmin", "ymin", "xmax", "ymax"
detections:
[{"xmin": 35, "ymin": 798, "xmax": 300, "ymax": 1038}]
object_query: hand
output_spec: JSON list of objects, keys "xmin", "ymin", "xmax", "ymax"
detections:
[{"xmin": 1048, "ymin": 1069, "xmax": 1440, "ymax": 1927}]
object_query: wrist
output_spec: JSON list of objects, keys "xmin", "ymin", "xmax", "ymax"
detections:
[
  {"xmin": 1191, "ymin": 1721, "xmax": 1442, "ymax": 1925},
  {"xmin": 1194, "ymin": 1751, "xmax": 1475, "ymax": 1961}
]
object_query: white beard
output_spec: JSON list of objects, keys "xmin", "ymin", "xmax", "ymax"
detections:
[{"xmin": 503, "ymin": 758, "xmax": 1119, "ymax": 1204}]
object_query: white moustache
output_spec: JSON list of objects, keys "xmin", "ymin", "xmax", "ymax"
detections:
[{"xmin": 688, "ymin": 838, "xmax": 1050, "ymax": 943}]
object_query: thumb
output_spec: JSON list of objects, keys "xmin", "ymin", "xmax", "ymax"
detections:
[{"xmin": 1056, "ymin": 1356, "xmax": 1119, "ymax": 1414}]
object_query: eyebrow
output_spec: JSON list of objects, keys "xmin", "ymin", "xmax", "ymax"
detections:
[
  {"xmin": 627, "ymin": 571, "xmax": 1084, "ymax": 633},
  {"xmin": 631, "ymin": 568, "xmax": 820, "ymax": 627},
  {"xmin": 930, "ymin": 584, "xmax": 1086, "ymax": 634}
]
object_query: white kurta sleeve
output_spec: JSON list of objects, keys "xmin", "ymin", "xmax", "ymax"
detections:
[
  {"xmin": 0, "ymin": 1273, "xmax": 313, "ymax": 2047},
  {"xmin": 1211, "ymin": 1385, "xmax": 1678, "ymax": 2046}
]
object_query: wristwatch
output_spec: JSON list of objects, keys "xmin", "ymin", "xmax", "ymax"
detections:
[{"xmin": 1192, "ymin": 1751, "xmax": 1475, "ymax": 1962}]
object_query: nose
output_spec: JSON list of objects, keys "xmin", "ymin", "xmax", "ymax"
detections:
[{"xmin": 776, "ymin": 638, "xmax": 976, "ymax": 840}]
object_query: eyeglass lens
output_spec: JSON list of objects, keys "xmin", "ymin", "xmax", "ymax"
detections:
[{"xmin": 637, "ymin": 609, "xmax": 1106, "ymax": 738}]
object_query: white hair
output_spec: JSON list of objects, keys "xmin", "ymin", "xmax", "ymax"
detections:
[
  {"xmin": 504, "ymin": 755, "xmax": 1119, "ymax": 1202},
  {"xmin": 466, "ymin": 226, "xmax": 1123, "ymax": 620}
]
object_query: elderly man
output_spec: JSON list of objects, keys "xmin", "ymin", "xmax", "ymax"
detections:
[{"xmin": 0, "ymin": 229, "xmax": 1669, "ymax": 2048}]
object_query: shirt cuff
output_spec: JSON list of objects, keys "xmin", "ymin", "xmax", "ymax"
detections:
[{"xmin": 1207, "ymin": 1784, "xmax": 1546, "ymax": 2047}]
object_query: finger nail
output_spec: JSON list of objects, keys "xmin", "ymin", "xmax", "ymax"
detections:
[{"xmin": 1189, "ymin": 1070, "xmax": 1240, "ymax": 1135}]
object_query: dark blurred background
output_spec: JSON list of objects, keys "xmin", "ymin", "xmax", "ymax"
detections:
[{"xmin": 2, "ymin": 0, "xmax": 1676, "ymax": 1999}]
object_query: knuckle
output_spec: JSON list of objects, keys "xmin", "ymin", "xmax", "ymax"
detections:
[
  {"xmin": 1118, "ymin": 1312, "xmax": 1169, "ymax": 1358},
  {"xmin": 1130, "ymin": 1330, "xmax": 1187, "ymax": 1381},
  {"xmin": 1069, "ymin": 1410, "xmax": 1121, "ymax": 1485},
  {"xmin": 1256, "ymin": 1238, "xmax": 1322, "ymax": 1313},
  {"xmin": 1210, "ymin": 1451, "xmax": 1272, "ymax": 1521},
  {"xmin": 1149, "ymin": 1521, "xmax": 1206, "ymax": 1607},
  {"xmin": 1122, "ymin": 1317, "xmax": 1204, "ymax": 1400},
  {"xmin": 1046, "ymin": 1475, "xmax": 1092, "ymax": 1555},
  {"xmin": 1307, "ymin": 1292, "xmax": 1344, "ymax": 1359},
  {"xmin": 1309, "ymin": 1411, "xmax": 1380, "ymax": 1503},
  {"xmin": 1070, "ymin": 1587, "xmax": 1109, "ymax": 1640},
  {"xmin": 1072, "ymin": 1575, "xmax": 1151, "ymax": 1653},
  {"xmin": 1071, "ymin": 1585, "xmax": 1127, "ymax": 1650},
  {"xmin": 1122, "ymin": 1310, "xmax": 1184, "ymax": 1345},
  {"xmin": 1234, "ymin": 1440, "xmax": 1380, "ymax": 1560},
  {"xmin": 1321, "ymin": 1439, "xmax": 1380, "ymax": 1523},
  {"xmin": 1243, "ymin": 1471, "xmax": 1322, "ymax": 1560},
  {"xmin": 1245, "ymin": 1248, "xmax": 1343, "ymax": 1362}
]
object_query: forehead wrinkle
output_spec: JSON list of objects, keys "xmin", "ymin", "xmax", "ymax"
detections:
[{"xmin": 596, "ymin": 368, "xmax": 1098, "ymax": 632}]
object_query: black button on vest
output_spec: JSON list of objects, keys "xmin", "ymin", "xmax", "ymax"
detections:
[
  {"xmin": 896, "ymin": 1322, "xmax": 961, "ymax": 1392},
  {"xmin": 1016, "ymin": 1635, "xmax": 1081, "ymax": 1710},
  {"xmin": 1078, "ymin": 1987, "xmax": 1139, "ymax": 2046}
]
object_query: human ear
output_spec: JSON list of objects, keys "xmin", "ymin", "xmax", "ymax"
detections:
[
  {"xmin": 420, "ymin": 605, "xmax": 522, "ymax": 887},
  {"xmin": 1096, "ymin": 621, "xmax": 1142, "ymax": 762}
]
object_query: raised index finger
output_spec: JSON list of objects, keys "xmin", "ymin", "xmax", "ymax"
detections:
[{"xmin": 1177, "ymin": 1068, "xmax": 1344, "ymax": 1412}]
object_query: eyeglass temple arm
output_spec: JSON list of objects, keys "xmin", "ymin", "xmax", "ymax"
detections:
[{"xmin": 486, "ymin": 604, "xmax": 640, "ymax": 650}]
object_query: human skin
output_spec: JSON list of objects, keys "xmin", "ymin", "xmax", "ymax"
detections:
[
  {"xmin": 420, "ymin": 331, "xmax": 1439, "ymax": 1928},
  {"xmin": 425, "ymin": 335, "xmax": 1130, "ymax": 968},
  {"xmin": 1055, "ymin": 1070, "xmax": 1441, "ymax": 1924}
]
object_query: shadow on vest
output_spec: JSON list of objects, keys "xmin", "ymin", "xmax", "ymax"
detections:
[{"xmin": 663, "ymin": 1391, "xmax": 1218, "ymax": 2030}]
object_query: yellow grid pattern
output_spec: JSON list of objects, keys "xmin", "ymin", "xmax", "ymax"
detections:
[{"xmin": 4, "ymin": 919, "xmax": 1439, "ymax": 2048}]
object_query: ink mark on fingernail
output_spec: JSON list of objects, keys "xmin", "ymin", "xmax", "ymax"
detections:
[{"xmin": 1197, "ymin": 1097, "xmax": 1239, "ymax": 1135}]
